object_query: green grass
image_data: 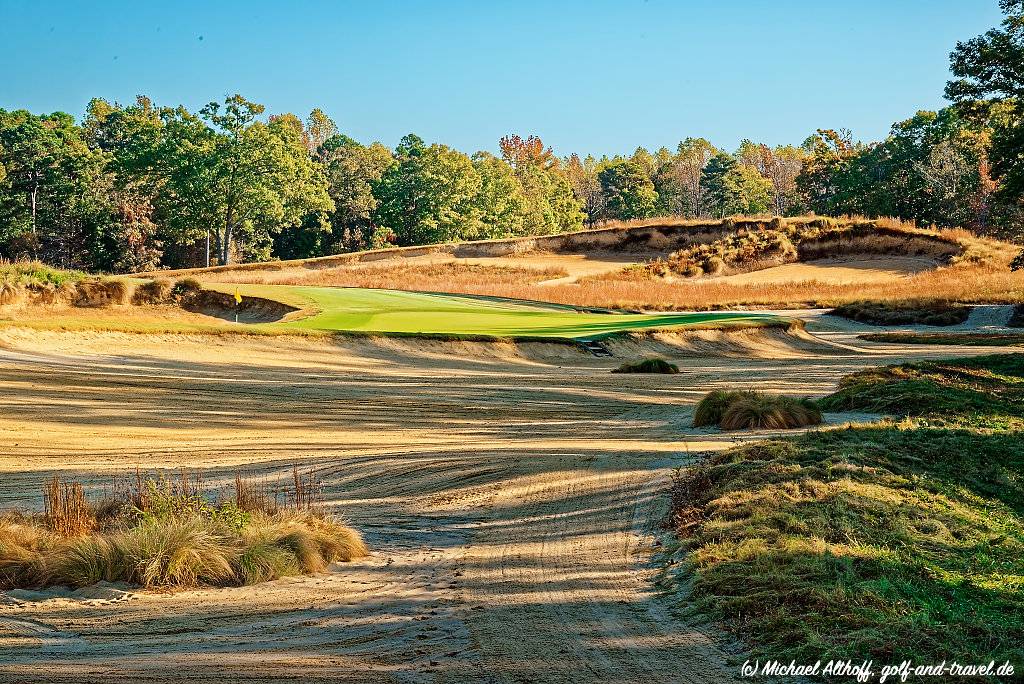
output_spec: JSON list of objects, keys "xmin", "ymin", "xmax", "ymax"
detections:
[
  {"xmin": 818, "ymin": 353, "xmax": 1024, "ymax": 428},
  {"xmin": 2, "ymin": 281, "xmax": 787, "ymax": 340},
  {"xmin": 0, "ymin": 261, "xmax": 85, "ymax": 287},
  {"xmin": 209, "ymin": 284, "xmax": 784, "ymax": 340},
  {"xmin": 670, "ymin": 353, "xmax": 1024, "ymax": 666},
  {"xmin": 861, "ymin": 332, "xmax": 1024, "ymax": 347}
]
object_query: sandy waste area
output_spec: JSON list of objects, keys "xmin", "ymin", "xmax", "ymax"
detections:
[{"xmin": 0, "ymin": 318, "xmax": 1013, "ymax": 682}]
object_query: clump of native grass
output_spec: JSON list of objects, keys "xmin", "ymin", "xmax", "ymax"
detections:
[
  {"xmin": 831, "ymin": 299, "xmax": 970, "ymax": 326},
  {"xmin": 612, "ymin": 358, "xmax": 679, "ymax": 374},
  {"xmin": 0, "ymin": 467, "xmax": 367, "ymax": 591},
  {"xmin": 693, "ymin": 389, "xmax": 822, "ymax": 429}
]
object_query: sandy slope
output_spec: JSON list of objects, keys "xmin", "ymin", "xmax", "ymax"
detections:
[
  {"xmin": 0, "ymin": 322, "xmax": 1012, "ymax": 683},
  {"xmin": 709, "ymin": 256, "xmax": 938, "ymax": 285}
]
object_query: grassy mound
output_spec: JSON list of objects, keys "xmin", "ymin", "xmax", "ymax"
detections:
[
  {"xmin": 670, "ymin": 354, "xmax": 1024, "ymax": 664},
  {"xmin": 0, "ymin": 471, "xmax": 367, "ymax": 590},
  {"xmin": 817, "ymin": 354, "xmax": 1024, "ymax": 426},
  {"xmin": 611, "ymin": 358, "xmax": 679, "ymax": 374},
  {"xmin": 693, "ymin": 390, "xmax": 821, "ymax": 429},
  {"xmin": 0, "ymin": 261, "xmax": 85, "ymax": 287},
  {"xmin": 861, "ymin": 332, "xmax": 1024, "ymax": 347},
  {"xmin": 0, "ymin": 262, "xmax": 138, "ymax": 309},
  {"xmin": 830, "ymin": 300, "xmax": 970, "ymax": 326}
]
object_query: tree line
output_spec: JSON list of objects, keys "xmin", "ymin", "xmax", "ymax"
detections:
[{"xmin": 1, "ymin": 0, "xmax": 1021, "ymax": 272}]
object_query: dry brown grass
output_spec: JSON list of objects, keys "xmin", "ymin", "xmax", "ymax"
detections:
[
  {"xmin": 0, "ymin": 469, "xmax": 368, "ymax": 590},
  {"xmin": 43, "ymin": 476, "xmax": 96, "ymax": 537},
  {"xmin": 692, "ymin": 390, "xmax": 822, "ymax": 429},
  {"xmin": 384, "ymin": 262, "xmax": 1023, "ymax": 310},
  {"xmin": 209, "ymin": 261, "xmax": 569, "ymax": 289}
]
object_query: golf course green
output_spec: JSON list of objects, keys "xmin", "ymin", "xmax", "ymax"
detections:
[{"xmin": 215, "ymin": 284, "xmax": 784, "ymax": 339}]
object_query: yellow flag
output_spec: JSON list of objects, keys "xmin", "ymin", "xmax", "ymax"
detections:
[{"xmin": 234, "ymin": 287, "xmax": 242, "ymax": 305}]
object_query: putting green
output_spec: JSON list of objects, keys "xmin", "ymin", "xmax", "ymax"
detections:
[{"xmin": 213, "ymin": 284, "xmax": 784, "ymax": 339}]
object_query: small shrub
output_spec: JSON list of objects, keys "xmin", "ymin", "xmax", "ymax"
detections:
[
  {"xmin": 693, "ymin": 390, "xmax": 822, "ymax": 430},
  {"xmin": 703, "ymin": 256, "xmax": 726, "ymax": 276},
  {"xmin": 1010, "ymin": 249, "xmax": 1024, "ymax": 271},
  {"xmin": 612, "ymin": 358, "xmax": 680, "ymax": 374}
]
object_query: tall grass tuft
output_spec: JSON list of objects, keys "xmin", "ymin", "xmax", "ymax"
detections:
[
  {"xmin": 693, "ymin": 390, "xmax": 749, "ymax": 427},
  {"xmin": 612, "ymin": 358, "xmax": 680, "ymax": 374},
  {"xmin": 720, "ymin": 394, "xmax": 822, "ymax": 430},
  {"xmin": 48, "ymin": 535, "xmax": 123, "ymax": 586},
  {"xmin": 694, "ymin": 390, "xmax": 822, "ymax": 430},
  {"xmin": 43, "ymin": 476, "xmax": 95, "ymax": 537},
  {"xmin": 116, "ymin": 518, "xmax": 237, "ymax": 588},
  {"xmin": 0, "ymin": 517, "xmax": 46, "ymax": 587}
]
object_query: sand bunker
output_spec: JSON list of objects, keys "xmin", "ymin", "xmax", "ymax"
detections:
[
  {"xmin": 183, "ymin": 291, "xmax": 300, "ymax": 324},
  {"xmin": 709, "ymin": 256, "xmax": 938, "ymax": 285}
]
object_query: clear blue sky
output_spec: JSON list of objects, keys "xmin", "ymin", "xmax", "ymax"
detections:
[{"xmin": 0, "ymin": 0, "xmax": 1003, "ymax": 157}]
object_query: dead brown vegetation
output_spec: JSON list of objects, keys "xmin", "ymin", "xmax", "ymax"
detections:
[
  {"xmin": 216, "ymin": 262, "xmax": 570, "ymax": 289},
  {"xmin": 377, "ymin": 263, "xmax": 1021, "ymax": 311}
]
